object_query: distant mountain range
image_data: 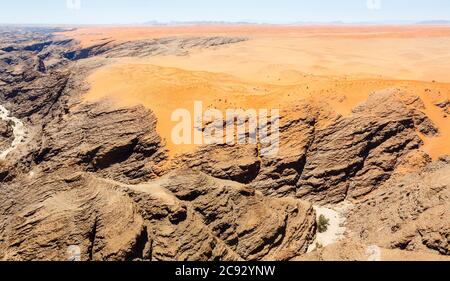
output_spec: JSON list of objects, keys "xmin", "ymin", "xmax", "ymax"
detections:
[
  {"xmin": 416, "ymin": 20, "xmax": 450, "ymax": 25},
  {"xmin": 143, "ymin": 20, "xmax": 450, "ymax": 26}
]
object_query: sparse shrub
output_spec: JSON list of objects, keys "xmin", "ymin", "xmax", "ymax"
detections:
[
  {"xmin": 317, "ymin": 214, "xmax": 330, "ymax": 233},
  {"xmin": 311, "ymin": 242, "xmax": 323, "ymax": 252}
]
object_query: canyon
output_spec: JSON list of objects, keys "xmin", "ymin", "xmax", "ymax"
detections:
[{"xmin": 0, "ymin": 25, "xmax": 449, "ymax": 261}]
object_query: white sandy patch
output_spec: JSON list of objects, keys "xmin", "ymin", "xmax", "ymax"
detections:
[
  {"xmin": 0, "ymin": 105, "xmax": 27, "ymax": 160},
  {"xmin": 366, "ymin": 245, "xmax": 382, "ymax": 261},
  {"xmin": 308, "ymin": 201, "xmax": 353, "ymax": 252}
]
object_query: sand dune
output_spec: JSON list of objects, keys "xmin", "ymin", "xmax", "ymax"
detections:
[{"xmin": 70, "ymin": 25, "xmax": 450, "ymax": 158}]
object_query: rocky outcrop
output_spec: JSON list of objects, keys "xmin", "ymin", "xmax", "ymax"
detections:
[
  {"xmin": 435, "ymin": 99, "xmax": 450, "ymax": 115},
  {"xmin": 0, "ymin": 119, "xmax": 13, "ymax": 151},
  {"xmin": 34, "ymin": 102, "xmax": 168, "ymax": 184},
  {"xmin": 177, "ymin": 89, "xmax": 438, "ymax": 204},
  {"xmin": 0, "ymin": 26, "xmax": 447, "ymax": 261},
  {"xmin": 295, "ymin": 89, "xmax": 436, "ymax": 203},
  {"xmin": 160, "ymin": 169, "xmax": 315, "ymax": 260},
  {"xmin": 104, "ymin": 37, "xmax": 248, "ymax": 58},
  {"xmin": 0, "ymin": 27, "xmax": 316, "ymax": 261},
  {"xmin": 346, "ymin": 156, "xmax": 450, "ymax": 256},
  {"xmin": 64, "ymin": 36, "xmax": 247, "ymax": 60},
  {"xmin": 174, "ymin": 144, "xmax": 261, "ymax": 184},
  {"xmin": 0, "ymin": 169, "xmax": 315, "ymax": 261},
  {"xmin": 249, "ymin": 102, "xmax": 338, "ymax": 198},
  {"xmin": 1, "ymin": 29, "xmax": 169, "ymax": 183}
]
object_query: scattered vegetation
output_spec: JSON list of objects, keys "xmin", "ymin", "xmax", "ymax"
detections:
[{"xmin": 317, "ymin": 215, "xmax": 330, "ymax": 233}]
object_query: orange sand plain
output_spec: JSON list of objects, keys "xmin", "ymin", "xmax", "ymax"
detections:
[{"xmin": 63, "ymin": 25, "xmax": 450, "ymax": 158}]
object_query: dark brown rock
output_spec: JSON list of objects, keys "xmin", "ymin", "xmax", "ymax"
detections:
[
  {"xmin": 0, "ymin": 169, "xmax": 315, "ymax": 261},
  {"xmin": 347, "ymin": 157, "xmax": 450, "ymax": 255}
]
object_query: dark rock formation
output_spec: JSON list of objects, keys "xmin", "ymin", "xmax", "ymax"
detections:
[
  {"xmin": 64, "ymin": 36, "xmax": 247, "ymax": 61},
  {"xmin": 0, "ymin": 169, "xmax": 315, "ymax": 261},
  {"xmin": 0, "ymin": 119, "xmax": 13, "ymax": 150},
  {"xmin": 0, "ymin": 27, "xmax": 313, "ymax": 261},
  {"xmin": 347, "ymin": 156, "xmax": 450, "ymax": 256},
  {"xmin": 296, "ymin": 89, "xmax": 437, "ymax": 203},
  {"xmin": 177, "ymin": 89, "xmax": 438, "ymax": 204}
]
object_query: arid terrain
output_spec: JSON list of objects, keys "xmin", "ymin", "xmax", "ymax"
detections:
[{"xmin": 0, "ymin": 25, "xmax": 449, "ymax": 261}]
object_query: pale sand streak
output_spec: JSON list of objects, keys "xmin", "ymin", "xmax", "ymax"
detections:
[
  {"xmin": 0, "ymin": 105, "xmax": 27, "ymax": 160},
  {"xmin": 307, "ymin": 201, "xmax": 353, "ymax": 253}
]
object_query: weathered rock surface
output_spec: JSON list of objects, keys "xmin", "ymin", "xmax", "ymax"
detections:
[
  {"xmin": 64, "ymin": 36, "xmax": 247, "ymax": 60},
  {"xmin": 160, "ymin": 169, "xmax": 315, "ymax": 260},
  {"xmin": 0, "ymin": 27, "xmax": 315, "ymax": 261},
  {"xmin": 34, "ymin": 102, "xmax": 168, "ymax": 184},
  {"xmin": 174, "ymin": 144, "xmax": 261, "ymax": 184},
  {"xmin": 347, "ymin": 156, "xmax": 450, "ymax": 256},
  {"xmin": 295, "ymin": 89, "xmax": 437, "ymax": 203},
  {"xmin": 296, "ymin": 239, "xmax": 450, "ymax": 261},
  {"xmin": 177, "ymin": 89, "xmax": 438, "ymax": 204},
  {"xmin": 0, "ymin": 169, "xmax": 315, "ymax": 261},
  {"xmin": 0, "ymin": 119, "xmax": 13, "ymax": 151},
  {"xmin": 0, "ymin": 28, "xmax": 247, "ymax": 183},
  {"xmin": 0, "ymin": 26, "xmax": 448, "ymax": 261}
]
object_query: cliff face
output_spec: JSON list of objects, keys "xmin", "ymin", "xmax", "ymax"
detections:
[
  {"xmin": 0, "ymin": 27, "xmax": 449, "ymax": 261},
  {"xmin": 0, "ymin": 119, "xmax": 13, "ymax": 151},
  {"xmin": 346, "ymin": 156, "xmax": 450, "ymax": 256},
  {"xmin": 0, "ymin": 27, "xmax": 315, "ymax": 261},
  {"xmin": 176, "ymin": 89, "xmax": 438, "ymax": 204},
  {"xmin": 0, "ymin": 169, "xmax": 315, "ymax": 261},
  {"xmin": 297, "ymin": 157, "xmax": 450, "ymax": 261}
]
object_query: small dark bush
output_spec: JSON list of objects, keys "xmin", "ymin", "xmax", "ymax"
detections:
[{"xmin": 317, "ymin": 214, "xmax": 330, "ymax": 233}]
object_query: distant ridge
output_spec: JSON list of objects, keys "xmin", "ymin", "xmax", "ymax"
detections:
[
  {"xmin": 416, "ymin": 20, "xmax": 450, "ymax": 25},
  {"xmin": 143, "ymin": 20, "xmax": 259, "ymax": 26},
  {"xmin": 143, "ymin": 20, "xmax": 450, "ymax": 26}
]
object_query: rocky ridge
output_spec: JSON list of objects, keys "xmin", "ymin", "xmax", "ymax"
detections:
[{"xmin": 0, "ymin": 27, "xmax": 449, "ymax": 261}]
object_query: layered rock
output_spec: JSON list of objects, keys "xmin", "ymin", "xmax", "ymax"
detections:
[
  {"xmin": 174, "ymin": 144, "xmax": 261, "ymax": 184},
  {"xmin": 0, "ymin": 119, "xmax": 13, "ymax": 151},
  {"xmin": 64, "ymin": 36, "xmax": 247, "ymax": 60},
  {"xmin": 34, "ymin": 102, "xmax": 168, "ymax": 184},
  {"xmin": 160, "ymin": 169, "xmax": 315, "ymax": 260},
  {"xmin": 346, "ymin": 156, "xmax": 450, "ymax": 256},
  {"xmin": 0, "ymin": 169, "xmax": 315, "ymax": 261},
  {"xmin": 176, "ymin": 89, "xmax": 438, "ymax": 204},
  {"xmin": 295, "ymin": 89, "xmax": 437, "ymax": 203},
  {"xmin": 1, "ymin": 26, "xmax": 448, "ymax": 261},
  {"xmin": 0, "ymin": 28, "xmax": 315, "ymax": 261}
]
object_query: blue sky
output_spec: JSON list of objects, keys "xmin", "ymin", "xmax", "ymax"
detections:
[{"xmin": 1, "ymin": 0, "xmax": 449, "ymax": 25}]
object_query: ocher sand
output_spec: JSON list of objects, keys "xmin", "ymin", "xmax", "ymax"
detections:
[{"xmin": 64, "ymin": 25, "xmax": 450, "ymax": 158}]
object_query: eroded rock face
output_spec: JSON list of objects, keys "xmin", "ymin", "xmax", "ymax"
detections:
[
  {"xmin": 0, "ymin": 169, "xmax": 315, "ymax": 261},
  {"xmin": 347, "ymin": 156, "xmax": 450, "ymax": 256},
  {"xmin": 174, "ymin": 144, "xmax": 261, "ymax": 184},
  {"xmin": 177, "ymin": 89, "xmax": 438, "ymax": 204},
  {"xmin": 35, "ymin": 102, "xmax": 168, "ymax": 184},
  {"xmin": 0, "ymin": 27, "xmax": 315, "ymax": 261},
  {"xmin": 1, "ymin": 27, "xmax": 448, "ymax": 261},
  {"xmin": 0, "ymin": 29, "xmax": 169, "ymax": 184},
  {"xmin": 160, "ymin": 170, "xmax": 315, "ymax": 261},
  {"xmin": 296, "ymin": 89, "xmax": 437, "ymax": 203},
  {"xmin": 64, "ymin": 36, "xmax": 247, "ymax": 60},
  {"xmin": 0, "ymin": 119, "xmax": 13, "ymax": 151}
]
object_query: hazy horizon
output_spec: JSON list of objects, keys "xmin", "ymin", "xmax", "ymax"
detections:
[{"xmin": 1, "ymin": 0, "xmax": 450, "ymax": 25}]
